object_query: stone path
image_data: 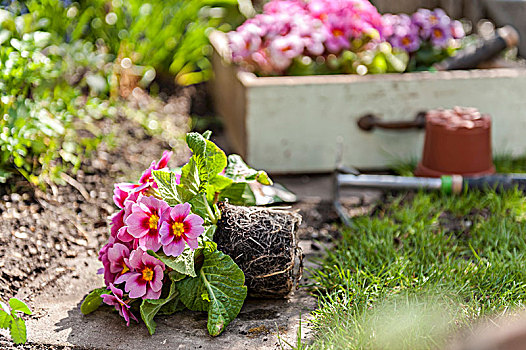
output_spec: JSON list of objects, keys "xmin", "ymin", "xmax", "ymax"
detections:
[{"xmin": 0, "ymin": 238, "xmax": 318, "ymax": 350}]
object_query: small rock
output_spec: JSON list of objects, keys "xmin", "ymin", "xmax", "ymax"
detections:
[{"xmin": 14, "ymin": 231, "xmax": 28, "ymax": 240}]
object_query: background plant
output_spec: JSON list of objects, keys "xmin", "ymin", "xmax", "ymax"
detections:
[
  {"xmin": 0, "ymin": 298, "xmax": 32, "ymax": 345},
  {"xmin": 0, "ymin": 8, "xmax": 113, "ymax": 185},
  {"xmin": 383, "ymin": 8, "xmax": 465, "ymax": 71},
  {"xmin": 14, "ymin": 0, "xmax": 247, "ymax": 86}
]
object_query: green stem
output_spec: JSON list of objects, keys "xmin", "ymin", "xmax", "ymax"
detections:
[{"xmin": 205, "ymin": 200, "xmax": 217, "ymax": 224}]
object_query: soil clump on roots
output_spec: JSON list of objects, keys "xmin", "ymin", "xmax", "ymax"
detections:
[{"xmin": 215, "ymin": 202, "xmax": 303, "ymax": 298}]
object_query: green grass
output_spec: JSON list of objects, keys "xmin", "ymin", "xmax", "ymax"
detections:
[{"xmin": 302, "ymin": 158, "xmax": 526, "ymax": 349}]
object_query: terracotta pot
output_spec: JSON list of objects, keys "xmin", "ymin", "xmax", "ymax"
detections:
[{"xmin": 414, "ymin": 107, "xmax": 496, "ymax": 177}]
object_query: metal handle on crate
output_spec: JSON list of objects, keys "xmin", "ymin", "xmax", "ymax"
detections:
[{"xmin": 357, "ymin": 112, "xmax": 427, "ymax": 132}]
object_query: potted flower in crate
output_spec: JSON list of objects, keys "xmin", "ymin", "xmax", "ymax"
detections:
[{"xmin": 209, "ymin": 0, "xmax": 526, "ymax": 174}]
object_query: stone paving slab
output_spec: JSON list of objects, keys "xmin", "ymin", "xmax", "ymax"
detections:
[{"xmin": 2, "ymin": 240, "xmax": 318, "ymax": 350}]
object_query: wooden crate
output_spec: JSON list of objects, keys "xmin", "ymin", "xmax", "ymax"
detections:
[{"xmin": 209, "ymin": 30, "xmax": 526, "ymax": 173}]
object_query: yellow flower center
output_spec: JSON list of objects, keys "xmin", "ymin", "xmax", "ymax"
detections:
[
  {"xmin": 142, "ymin": 267, "xmax": 154, "ymax": 282},
  {"xmin": 333, "ymin": 29, "xmax": 344, "ymax": 37},
  {"xmin": 402, "ymin": 37, "xmax": 412, "ymax": 46},
  {"xmin": 149, "ymin": 214, "xmax": 159, "ymax": 230},
  {"xmin": 120, "ymin": 262, "xmax": 129, "ymax": 275},
  {"xmin": 172, "ymin": 222, "xmax": 185, "ymax": 238},
  {"xmin": 434, "ymin": 29, "xmax": 443, "ymax": 38}
]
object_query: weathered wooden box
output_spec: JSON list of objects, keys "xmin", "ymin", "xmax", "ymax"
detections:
[{"xmin": 209, "ymin": 30, "xmax": 526, "ymax": 173}]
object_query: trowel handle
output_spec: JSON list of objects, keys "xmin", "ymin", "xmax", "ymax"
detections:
[
  {"xmin": 463, "ymin": 174, "xmax": 526, "ymax": 192},
  {"xmin": 434, "ymin": 26, "xmax": 519, "ymax": 71}
]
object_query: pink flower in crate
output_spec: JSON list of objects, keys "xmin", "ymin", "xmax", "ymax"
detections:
[
  {"xmin": 159, "ymin": 203, "xmax": 205, "ymax": 257},
  {"xmin": 269, "ymin": 34, "xmax": 304, "ymax": 70},
  {"xmin": 263, "ymin": 0, "xmax": 305, "ymax": 15},
  {"xmin": 101, "ymin": 284, "xmax": 138, "ymax": 326},
  {"xmin": 430, "ymin": 24, "xmax": 451, "ymax": 48},
  {"xmin": 325, "ymin": 18, "xmax": 351, "ymax": 53},
  {"xmin": 115, "ymin": 248, "xmax": 165, "ymax": 299},
  {"xmin": 125, "ymin": 195, "xmax": 169, "ymax": 252},
  {"xmin": 450, "ymin": 20, "xmax": 465, "ymax": 39},
  {"xmin": 229, "ymin": 28, "xmax": 263, "ymax": 62}
]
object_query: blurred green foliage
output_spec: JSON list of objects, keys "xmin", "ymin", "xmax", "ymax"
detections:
[
  {"xmin": 0, "ymin": 8, "xmax": 112, "ymax": 185},
  {"xmin": 21, "ymin": 0, "xmax": 245, "ymax": 85},
  {"xmin": 0, "ymin": 0, "xmax": 245, "ymax": 186}
]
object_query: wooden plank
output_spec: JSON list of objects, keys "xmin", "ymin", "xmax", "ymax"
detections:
[{"xmin": 371, "ymin": 0, "xmax": 439, "ymax": 13}]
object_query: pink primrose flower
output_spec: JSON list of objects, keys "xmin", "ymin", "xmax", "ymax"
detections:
[
  {"xmin": 107, "ymin": 243, "xmax": 132, "ymax": 277},
  {"xmin": 113, "ymin": 182, "xmax": 149, "ymax": 209},
  {"xmin": 98, "ymin": 235, "xmax": 134, "ymax": 286},
  {"xmin": 115, "ymin": 248, "xmax": 165, "ymax": 299},
  {"xmin": 125, "ymin": 195, "xmax": 170, "ymax": 252},
  {"xmin": 159, "ymin": 203, "xmax": 205, "ymax": 257},
  {"xmin": 139, "ymin": 150, "xmax": 174, "ymax": 187},
  {"xmin": 101, "ymin": 284, "xmax": 138, "ymax": 326}
]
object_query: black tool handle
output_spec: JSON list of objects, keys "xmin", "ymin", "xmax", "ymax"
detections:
[
  {"xmin": 435, "ymin": 26, "xmax": 519, "ymax": 71},
  {"xmin": 464, "ymin": 174, "xmax": 526, "ymax": 192}
]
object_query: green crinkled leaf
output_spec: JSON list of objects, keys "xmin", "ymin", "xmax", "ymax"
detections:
[
  {"xmin": 80, "ymin": 287, "xmax": 108, "ymax": 315},
  {"xmin": 148, "ymin": 248, "xmax": 202, "ymax": 278},
  {"xmin": 185, "ymin": 133, "xmax": 227, "ymax": 190},
  {"xmin": 176, "ymin": 246, "xmax": 247, "ymax": 336},
  {"xmin": 218, "ymin": 182, "xmax": 256, "ymax": 206},
  {"xmin": 206, "ymin": 175, "xmax": 233, "ymax": 204},
  {"xmin": 186, "ymin": 132, "xmax": 207, "ymax": 158},
  {"xmin": 224, "ymin": 154, "xmax": 272, "ymax": 186},
  {"xmin": 179, "ymin": 159, "xmax": 201, "ymax": 200},
  {"xmin": 152, "ymin": 170, "xmax": 182, "ymax": 206},
  {"xmin": 9, "ymin": 298, "xmax": 31, "ymax": 315},
  {"xmin": 140, "ymin": 280, "xmax": 180, "ymax": 335},
  {"xmin": 0, "ymin": 310, "xmax": 13, "ymax": 329},
  {"xmin": 157, "ymin": 298, "xmax": 185, "ymax": 316},
  {"xmin": 203, "ymin": 225, "xmax": 216, "ymax": 241},
  {"xmin": 204, "ymin": 139, "xmax": 227, "ymax": 180},
  {"xmin": 189, "ymin": 192, "xmax": 214, "ymax": 222},
  {"xmin": 9, "ymin": 317, "xmax": 26, "ymax": 344}
]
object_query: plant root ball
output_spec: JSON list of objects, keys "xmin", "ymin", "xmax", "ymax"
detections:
[{"xmin": 214, "ymin": 202, "xmax": 303, "ymax": 298}]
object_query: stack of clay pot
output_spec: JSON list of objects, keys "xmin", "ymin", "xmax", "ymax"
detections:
[{"xmin": 415, "ymin": 107, "xmax": 496, "ymax": 177}]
